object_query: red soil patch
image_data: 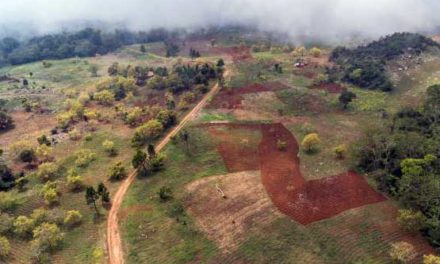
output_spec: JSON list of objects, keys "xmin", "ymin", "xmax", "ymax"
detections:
[
  {"xmin": 208, "ymin": 123, "xmax": 386, "ymax": 224},
  {"xmin": 312, "ymin": 82, "xmax": 346, "ymax": 93},
  {"xmin": 207, "ymin": 124, "xmax": 261, "ymax": 172},
  {"xmin": 209, "ymin": 82, "xmax": 288, "ymax": 109},
  {"xmin": 216, "ymin": 46, "xmax": 252, "ymax": 64}
]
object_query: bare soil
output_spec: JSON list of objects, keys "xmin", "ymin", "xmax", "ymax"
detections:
[{"xmin": 185, "ymin": 171, "xmax": 280, "ymax": 251}]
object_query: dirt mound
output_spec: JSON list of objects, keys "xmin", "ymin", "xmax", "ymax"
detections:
[
  {"xmin": 209, "ymin": 82, "xmax": 288, "ymax": 109},
  {"xmin": 209, "ymin": 123, "xmax": 386, "ymax": 224},
  {"xmin": 312, "ymin": 83, "xmax": 346, "ymax": 93},
  {"xmin": 185, "ymin": 171, "xmax": 280, "ymax": 251}
]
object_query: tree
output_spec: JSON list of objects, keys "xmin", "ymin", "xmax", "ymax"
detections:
[
  {"xmin": 97, "ymin": 183, "xmax": 110, "ymax": 205},
  {"xmin": 66, "ymin": 169, "xmax": 84, "ymax": 191},
  {"xmin": 75, "ymin": 149, "xmax": 96, "ymax": 167},
  {"xmin": 13, "ymin": 215, "xmax": 35, "ymax": 237},
  {"xmin": 147, "ymin": 144, "xmax": 156, "ymax": 157},
  {"xmin": 0, "ymin": 164, "xmax": 15, "ymax": 191},
  {"xmin": 85, "ymin": 186, "xmax": 100, "ymax": 216},
  {"xmin": 149, "ymin": 153, "xmax": 166, "ymax": 172},
  {"xmin": 0, "ymin": 236, "xmax": 10, "ymax": 258},
  {"xmin": 102, "ymin": 140, "xmax": 117, "ymax": 156},
  {"xmin": 339, "ymin": 91, "xmax": 357, "ymax": 109},
  {"xmin": 41, "ymin": 181, "xmax": 59, "ymax": 206},
  {"xmin": 302, "ymin": 133, "xmax": 321, "ymax": 153},
  {"xmin": 37, "ymin": 135, "xmax": 51, "ymax": 146},
  {"xmin": 397, "ymin": 209, "xmax": 426, "ymax": 233},
  {"xmin": 131, "ymin": 119, "xmax": 163, "ymax": 146},
  {"xmin": 132, "ymin": 150, "xmax": 148, "ymax": 170},
  {"xmin": 216, "ymin": 59, "xmax": 225, "ymax": 67},
  {"xmin": 64, "ymin": 210, "xmax": 83, "ymax": 227},
  {"xmin": 389, "ymin": 241, "xmax": 416, "ymax": 263},
  {"xmin": 32, "ymin": 223, "xmax": 64, "ymax": 251},
  {"xmin": 180, "ymin": 130, "xmax": 190, "ymax": 152},
  {"xmin": 0, "ymin": 109, "xmax": 14, "ymax": 131},
  {"xmin": 140, "ymin": 44, "xmax": 146, "ymax": 53},
  {"xmin": 165, "ymin": 41, "xmax": 179, "ymax": 57},
  {"xmin": 423, "ymin": 255, "xmax": 440, "ymax": 264},
  {"xmin": 108, "ymin": 162, "xmax": 127, "ymax": 181},
  {"xmin": 89, "ymin": 64, "xmax": 99, "ymax": 77}
]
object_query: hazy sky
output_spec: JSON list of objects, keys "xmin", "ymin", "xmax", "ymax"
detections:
[{"xmin": 0, "ymin": 0, "xmax": 439, "ymax": 41}]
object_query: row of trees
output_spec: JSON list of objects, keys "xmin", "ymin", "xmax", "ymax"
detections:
[
  {"xmin": 355, "ymin": 84, "xmax": 440, "ymax": 247},
  {"xmin": 0, "ymin": 28, "xmax": 176, "ymax": 67}
]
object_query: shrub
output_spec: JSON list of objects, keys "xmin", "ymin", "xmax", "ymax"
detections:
[
  {"xmin": 94, "ymin": 90, "xmax": 115, "ymax": 106},
  {"xmin": 0, "ymin": 212, "xmax": 13, "ymax": 235},
  {"xmin": 0, "ymin": 236, "xmax": 10, "ymax": 258},
  {"xmin": 75, "ymin": 149, "xmax": 96, "ymax": 167},
  {"xmin": 9, "ymin": 140, "xmax": 33, "ymax": 160},
  {"xmin": 108, "ymin": 162, "xmax": 127, "ymax": 181},
  {"xmin": 397, "ymin": 209, "xmax": 426, "ymax": 233},
  {"xmin": 149, "ymin": 153, "xmax": 166, "ymax": 172},
  {"xmin": 68, "ymin": 128, "xmax": 81, "ymax": 141},
  {"xmin": 310, "ymin": 47, "xmax": 322, "ymax": 57},
  {"xmin": 37, "ymin": 135, "xmax": 51, "ymax": 146},
  {"xmin": 31, "ymin": 208, "xmax": 64, "ymax": 226},
  {"xmin": 0, "ymin": 192, "xmax": 23, "ymax": 211},
  {"xmin": 36, "ymin": 144, "xmax": 53, "ymax": 162},
  {"xmin": 158, "ymin": 186, "xmax": 172, "ymax": 201},
  {"xmin": 42, "ymin": 187, "xmax": 58, "ymax": 206},
  {"xmin": 64, "ymin": 210, "xmax": 82, "ymax": 227},
  {"xmin": 277, "ymin": 140, "xmax": 287, "ymax": 151},
  {"xmin": 66, "ymin": 170, "xmax": 85, "ymax": 191},
  {"xmin": 334, "ymin": 145, "xmax": 347, "ymax": 159},
  {"xmin": 19, "ymin": 148, "xmax": 36, "ymax": 163},
  {"xmin": 301, "ymin": 133, "xmax": 321, "ymax": 153},
  {"xmin": 423, "ymin": 255, "xmax": 440, "ymax": 264},
  {"xmin": 37, "ymin": 162, "xmax": 58, "ymax": 182},
  {"xmin": 102, "ymin": 140, "xmax": 117, "ymax": 156},
  {"xmin": 32, "ymin": 223, "xmax": 64, "ymax": 251},
  {"xmin": 125, "ymin": 107, "xmax": 143, "ymax": 126},
  {"xmin": 0, "ymin": 110, "xmax": 14, "ymax": 131},
  {"xmin": 389, "ymin": 241, "xmax": 416, "ymax": 263},
  {"xmin": 13, "ymin": 215, "xmax": 35, "ymax": 237}
]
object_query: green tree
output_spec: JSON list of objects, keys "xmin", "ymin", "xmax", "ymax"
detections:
[
  {"xmin": 131, "ymin": 119, "xmax": 163, "ymax": 147},
  {"xmin": 97, "ymin": 183, "xmax": 110, "ymax": 206},
  {"xmin": 32, "ymin": 223, "xmax": 64, "ymax": 251},
  {"xmin": 37, "ymin": 162, "xmax": 58, "ymax": 182},
  {"xmin": 338, "ymin": 91, "xmax": 357, "ymax": 109},
  {"xmin": 85, "ymin": 186, "xmax": 100, "ymax": 216},
  {"xmin": 140, "ymin": 45, "xmax": 146, "ymax": 53}
]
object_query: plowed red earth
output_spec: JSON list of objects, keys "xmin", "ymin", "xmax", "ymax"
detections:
[
  {"xmin": 216, "ymin": 46, "xmax": 252, "ymax": 64},
  {"xmin": 312, "ymin": 83, "xmax": 346, "ymax": 93},
  {"xmin": 208, "ymin": 123, "xmax": 386, "ymax": 224},
  {"xmin": 208, "ymin": 82, "xmax": 288, "ymax": 109}
]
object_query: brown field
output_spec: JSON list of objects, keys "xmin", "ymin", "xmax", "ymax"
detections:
[{"xmin": 185, "ymin": 170, "xmax": 280, "ymax": 251}]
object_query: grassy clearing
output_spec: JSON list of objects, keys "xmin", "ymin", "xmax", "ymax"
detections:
[{"xmin": 121, "ymin": 126, "xmax": 227, "ymax": 264}]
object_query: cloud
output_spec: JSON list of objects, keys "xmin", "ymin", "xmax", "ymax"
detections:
[{"xmin": 0, "ymin": 0, "xmax": 439, "ymax": 42}]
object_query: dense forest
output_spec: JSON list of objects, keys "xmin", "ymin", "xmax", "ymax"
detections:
[
  {"xmin": 330, "ymin": 33, "xmax": 440, "ymax": 91},
  {"xmin": 355, "ymin": 84, "xmax": 440, "ymax": 246},
  {"xmin": 0, "ymin": 28, "xmax": 175, "ymax": 67}
]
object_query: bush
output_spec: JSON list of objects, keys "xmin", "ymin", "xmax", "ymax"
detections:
[
  {"xmin": 389, "ymin": 241, "xmax": 416, "ymax": 263},
  {"xmin": 19, "ymin": 148, "xmax": 36, "ymax": 163},
  {"xmin": 36, "ymin": 144, "xmax": 53, "ymax": 162},
  {"xmin": 334, "ymin": 145, "xmax": 347, "ymax": 159},
  {"xmin": 37, "ymin": 162, "xmax": 58, "ymax": 182},
  {"xmin": 66, "ymin": 169, "xmax": 84, "ymax": 191},
  {"xmin": 302, "ymin": 133, "xmax": 321, "ymax": 153},
  {"xmin": 158, "ymin": 186, "xmax": 172, "ymax": 201},
  {"xmin": 108, "ymin": 162, "xmax": 127, "ymax": 181},
  {"xmin": 310, "ymin": 47, "xmax": 322, "ymax": 57},
  {"xmin": 102, "ymin": 140, "xmax": 117, "ymax": 156},
  {"xmin": 94, "ymin": 90, "xmax": 115, "ymax": 106},
  {"xmin": 0, "ymin": 236, "xmax": 10, "ymax": 258},
  {"xmin": 9, "ymin": 140, "xmax": 33, "ymax": 160},
  {"xmin": 75, "ymin": 149, "xmax": 96, "ymax": 167},
  {"xmin": 0, "ymin": 212, "xmax": 13, "ymax": 235},
  {"xmin": 149, "ymin": 153, "xmax": 166, "ymax": 172},
  {"xmin": 397, "ymin": 209, "xmax": 426, "ymax": 233},
  {"xmin": 0, "ymin": 191, "xmax": 23, "ymax": 211},
  {"xmin": 32, "ymin": 223, "xmax": 64, "ymax": 251},
  {"xmin": 0, "ymin": 110, "xmax": 14, "ymax": 131},
  {"xmin": 64, "ymin": 210, "xmax": 82, "ymax": 227},
  {"xmin": 31, "ymin": 208, "xmax": 64, "ymax": 226},
  {"xmin": 42, "ymin": 186, "xmax": 58, "ymax": 206},
  {"xmin": 423, "ymin": 255, "xmax": 440, "ymax": 264},
  {"xmin": 37, "ymin": 135, "xmax": 51, "ymax": 146},
  {"xmin": 13, "ymin": 215, "xmax": 35, "ymax": 237},
  {"xmin": 68, "ymin": 128, "xmax": 81, "ymax": 141}
]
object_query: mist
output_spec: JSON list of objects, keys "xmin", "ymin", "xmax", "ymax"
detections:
[{"xmin": 0, "ymin": 0, "xmax": 439, "ymax": 42}]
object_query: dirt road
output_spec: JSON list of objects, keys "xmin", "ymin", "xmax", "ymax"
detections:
[{"xmin": 107, "ymin": 70, "xmax": 229, "ymax": 264}]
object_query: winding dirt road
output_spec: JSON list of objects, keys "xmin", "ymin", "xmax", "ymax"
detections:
[{"xmin": 107, "ymin": 70, "xmax": 229, "ymax": 264}]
